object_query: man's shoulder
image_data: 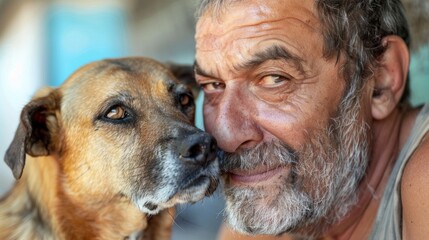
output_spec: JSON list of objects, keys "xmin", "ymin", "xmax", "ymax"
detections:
[
  {"xmin": 401, "ymin": 130, "xmax": 429, "ymax": 193},
  {"xmin": 401, "ymin": 105, "xmax": 429, "ymax": 186},
  {"xmin": 401, "ymin": 131, "xmax": 429, "ymax": 238},
  {"xmin": 398, "ymin": 105, "xmax": 428, "ymax": 187}
]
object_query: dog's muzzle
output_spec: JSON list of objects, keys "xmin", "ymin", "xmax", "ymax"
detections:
[
  {"xmin": 134, "ymin": 131, "xmax": 220, "ymax": 214},
  {"xmin": 176, "ymin": 132, "xmax": 219, "ymax": 195}
]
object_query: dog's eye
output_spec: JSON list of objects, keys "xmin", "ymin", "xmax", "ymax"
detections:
[
  {"xmin": 180, "ymin": 94, "xmax": 190, "ymax": 106},
  {"xmin": 105, "ymin": 106, "xmax": 128, "ymax": 120},
  {"xmin": 179, "ymin": 93, "xmax": 193, "ymax": 107}
]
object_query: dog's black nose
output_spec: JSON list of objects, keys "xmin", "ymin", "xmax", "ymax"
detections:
[{"xmin": 179, "ymin": 132, "xmax": 217, "ymax": 167}]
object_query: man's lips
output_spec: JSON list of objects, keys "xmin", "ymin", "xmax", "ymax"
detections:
[{"xmin": 226, "ymin": 166, "xmax": 288, "ymax": 184}]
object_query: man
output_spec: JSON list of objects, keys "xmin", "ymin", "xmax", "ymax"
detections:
[{"xmin": 194, "ymin": 0, "xmax": 429, "ymax": 239}]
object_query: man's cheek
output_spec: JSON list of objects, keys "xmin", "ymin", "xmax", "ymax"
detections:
[{"xmin": 203, "ymin": 105, "xmax": 216, "ymax": 134}]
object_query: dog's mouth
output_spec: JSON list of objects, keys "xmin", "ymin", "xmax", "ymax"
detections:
[
  {"xmin": 133, "ymin": 136, "xmax": 222, "ymax": 215},
  {"xmin": 168, "ymin": 160, "xmax": 220, "ymax": 203},
  {"xmin": 134, "ymin": 160, "xmax": 220, "ymax": 215},
  {"xmin": 171, "ymin": 146, "xmax": 221, "ymax": 202},
  {"xmin": 135, "ymin": 176, "xmax": 218, "ymax": 215},
  {"xmin": 185, "ymin": 175, "xmax": 218, "ymax": 195},
  {"xmin": 177, "ymin": 173, "xmax": 218, "ymax": 197}
]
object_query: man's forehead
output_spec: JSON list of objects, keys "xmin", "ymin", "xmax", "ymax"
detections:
[
  {"xmin": 195, "ymin": 0, "xmax": 320, "ymax": 50},
  {"xmin": 196, "ymin": 0, "xmax": 318, "ymax": 29}
]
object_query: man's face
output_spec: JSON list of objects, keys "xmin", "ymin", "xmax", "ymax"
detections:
[{"xmin": 195, "ymin": 0, "xmax": 371, "ymax": 236}]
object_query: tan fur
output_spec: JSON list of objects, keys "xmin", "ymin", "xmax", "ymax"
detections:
[{"xmin": 0, "ymin": 154, "xmax": 171, "ymax": 240}]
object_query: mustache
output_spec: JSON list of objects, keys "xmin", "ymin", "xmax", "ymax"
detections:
[{"xmin": 220, "ymin": 141, "xmax": 298, "ymax": 172}]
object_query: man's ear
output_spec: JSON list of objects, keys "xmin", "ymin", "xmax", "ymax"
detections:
[
  {"xmin": 371, "ymin": 35, "xmax": 410, "ymax": 120},
  {"xmin": 4, "ymin": 89, "xmax": 61, "ymax": 179},
  {"xmin": 165, "ymin": 63, "xmax": 200, "ymax": 98}
]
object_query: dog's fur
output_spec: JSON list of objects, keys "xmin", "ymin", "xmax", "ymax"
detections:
[{"xmin": 0, "ymin": 57, "xmax": 219, "ymax": 240}]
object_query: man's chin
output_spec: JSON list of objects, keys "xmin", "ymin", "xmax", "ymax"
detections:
[{"xmin": 223, "ymin": 185, "xmax": 312, "ymax": 236}]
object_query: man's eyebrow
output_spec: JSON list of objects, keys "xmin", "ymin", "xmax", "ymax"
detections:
[
  {"xmin": 193, "ymin": 45, "xmax": 306, "ymax": 78},
  {"xmin": 194, "ymin": 60, "xmax": 213, "ymax": 78},
  {"xmin": 238, "ymin": 45, "xmax": 306, "ymax": 74}
]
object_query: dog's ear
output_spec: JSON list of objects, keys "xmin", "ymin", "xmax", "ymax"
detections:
[
  {"xmin": 166, "ymin": 63, "xmax": 200, "ymax": 98},
  {"xmin": 5, "ymin": 89, "xmax": 61, "ymax": 179}
]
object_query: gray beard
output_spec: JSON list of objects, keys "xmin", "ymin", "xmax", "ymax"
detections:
[{"xmin": 221, "ymin": 99, "xmax": 370, "ymax": 238}]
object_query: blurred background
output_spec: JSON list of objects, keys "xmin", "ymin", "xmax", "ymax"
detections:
[{"xmin": 0, "ymin": 0, "xmax": 428, "ymax": 239}]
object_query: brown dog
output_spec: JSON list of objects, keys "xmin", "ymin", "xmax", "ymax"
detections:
[{"xmin": 0, "ymin": 57, "xmax": 219, "ymax": 240}]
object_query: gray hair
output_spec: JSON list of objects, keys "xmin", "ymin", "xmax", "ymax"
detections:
[
  {"xmin": 316, "ymin": 0, "xmax": 410, "ymax": 105},
  {"xmin": 196, "ymin": 0, "xmax": 411, "ymax": 104}
]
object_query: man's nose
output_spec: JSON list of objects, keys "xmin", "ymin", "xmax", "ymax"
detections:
[{"xmin": 207, "ymin": 89, "xmax": 262, "ymax": 153}]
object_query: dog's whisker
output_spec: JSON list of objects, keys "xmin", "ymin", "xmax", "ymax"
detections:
[
  {"xmin": 217, "ymin": 207, "xmax": 227, "ymax": 218},
  {"xmin": 170, "ymin": 213, "xmax": 185, "ymax": 232}
]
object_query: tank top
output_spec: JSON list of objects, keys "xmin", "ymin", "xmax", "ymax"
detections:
[{"xmin": 370, "ymin": 104, "xmax": 429, "ymax": 239}]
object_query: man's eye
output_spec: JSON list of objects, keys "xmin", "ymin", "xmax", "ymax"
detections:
[
  {"xmin": 200, "ymin": 82, "xmax": 225, "ymax": 92},
  {"xmin": 259, "ymin": 75, "xmax": 290, "ymax": 87}
]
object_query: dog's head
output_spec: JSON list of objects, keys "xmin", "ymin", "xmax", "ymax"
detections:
[{"xmin": 4, "ymin": 57, "xmax": 219, "ymax": 214}]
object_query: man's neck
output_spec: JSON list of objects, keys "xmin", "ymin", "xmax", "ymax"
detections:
[{"xmin": 325, "ymin": 107, "xmax": 408, "ymax": 239}]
